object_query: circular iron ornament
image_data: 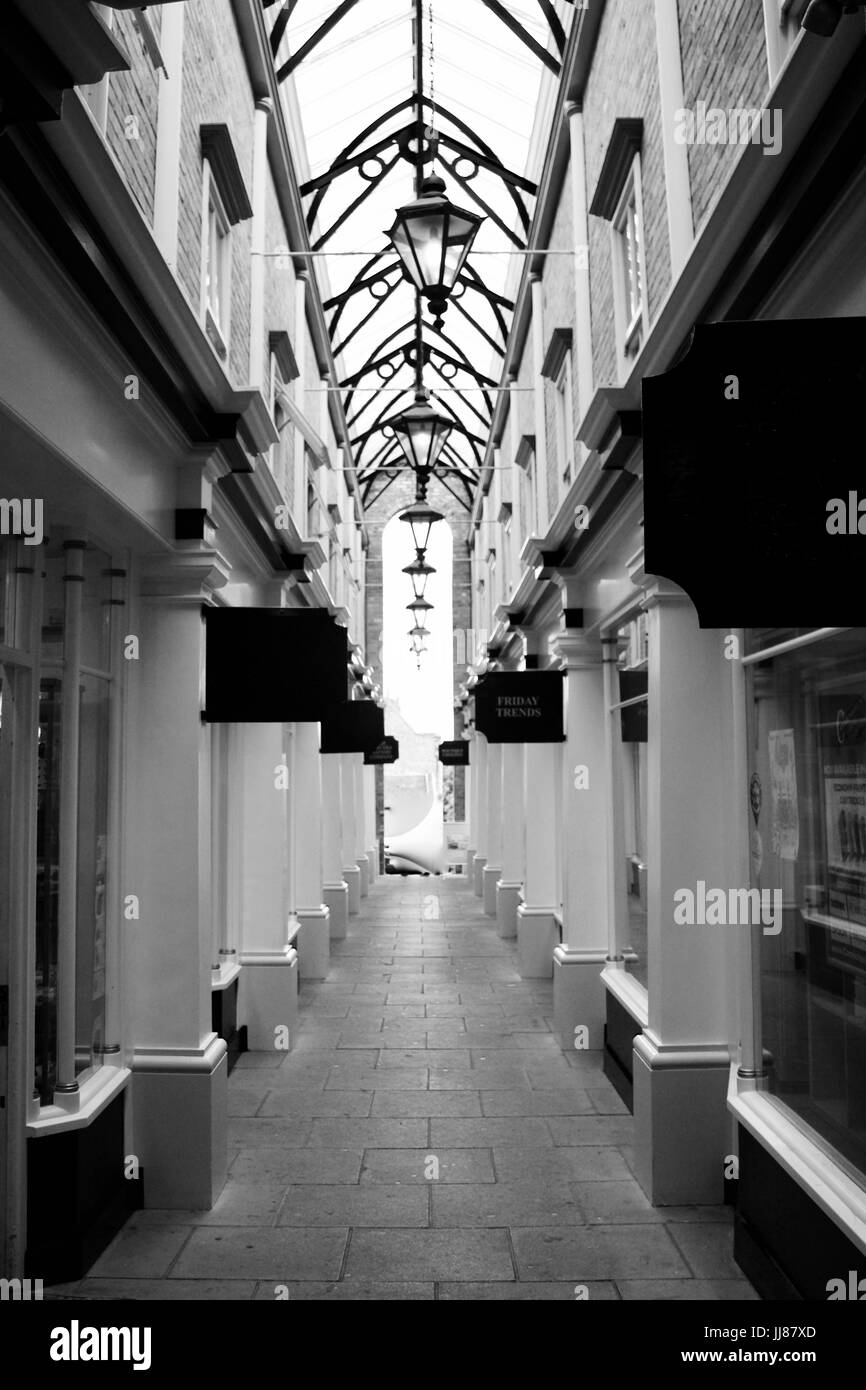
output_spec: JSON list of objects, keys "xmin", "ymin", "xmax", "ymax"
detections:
[
  {"xmin": 359, "ymin": 156, "xmax": 386, "ymax": 182},
  {"xmin": 440, "ymin": 361, "xmax": 458, "ymax": 381},
  {"xmin": 377, "ymin": 361, "xmax": 396, "ymax": 381},
  {"xmin": 382, "ymin": 424, "xmax": 395, "ymax": 439},
  {"xmin": 369, "ymin": 278, "xmax": 391, "ymax": 301},
  {"xmin": 454, "ymin": 156, "xmax": 479, "ymax": 181},
  {"xmin": 450, "ymin": 281, "xmax": 466, "ymax": 301}
]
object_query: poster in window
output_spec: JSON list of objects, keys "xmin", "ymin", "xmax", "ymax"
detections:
[
  {"xmin": 768, "ymin": 729, "xmax": 799, "ymax": 861},
  {"xmin": 819, "ymin": 695, "xmax": 866, "ymax": 928}
]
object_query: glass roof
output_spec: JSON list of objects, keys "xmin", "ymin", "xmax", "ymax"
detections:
[{"xmin": 270, "ymin": 1, "xmax": 574, "ymax": 507}]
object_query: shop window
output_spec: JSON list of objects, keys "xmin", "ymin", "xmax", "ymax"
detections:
[
  {"xmin": 34, "ymin": 545, "xmax": 123, "ymax": 1104},
  {"xmin": 745, "ymin": 626, "xmax": 866, "ymax": 1183},
  {"xmin": 609, "ymin": 615, "xmax": 648, "ymax": 989}
]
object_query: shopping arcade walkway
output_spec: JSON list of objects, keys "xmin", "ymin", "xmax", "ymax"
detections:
[{"xmin": 51, "ymin": 873, "xmax": 757, "ymax": 1300}]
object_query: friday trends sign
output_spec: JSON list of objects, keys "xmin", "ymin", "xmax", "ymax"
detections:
[{"xmin": 474, "ymin": 672, "xmax": 565, "ymax": 744}]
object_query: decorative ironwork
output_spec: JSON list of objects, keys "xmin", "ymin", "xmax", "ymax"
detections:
[{"xmin": 262, "ymin": 0, "xmax": 574, "ymax": 506}]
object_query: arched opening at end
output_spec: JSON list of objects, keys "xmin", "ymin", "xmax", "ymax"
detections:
[{"xmin": 380, "ymin": 511, "xmax": 454, "ymax": 875}]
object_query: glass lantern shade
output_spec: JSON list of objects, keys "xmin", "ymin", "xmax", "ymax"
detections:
[
  {"xmin": 407, "ymin": 600, "xmax": 433, "ymax": 626},
  {"xmin": 399, "ymin": 503, "xmax": 444, "ymax": 556},
  {"xmin": 388, "ymin": 175, "xmax": 483, "ymax": 323},
  {"xmin": 402, "ymin": 558, "xmax": 435, "ymax": 601},
  {"xmin": 391, "ymin": 392, "xmax": 452, "ymax": 474}
]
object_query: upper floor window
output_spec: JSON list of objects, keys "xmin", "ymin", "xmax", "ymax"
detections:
[
  {"xmin": 541, "ymin": 326, "xmax": 575, "ymax": 490},
  {"xmin": 199, "ymin": 125, "xmax": 253, "ymax": 363},
  {"xmin": 613, "ymin": 165, "xmax": 646, "ymax": 362},
  {"xmin": 589, "ymin": 118, "xmax": 646, "ymax": 382},
  {"xmin": 204, "ymin": 177, "xmax": 231, "ymax": 352}
]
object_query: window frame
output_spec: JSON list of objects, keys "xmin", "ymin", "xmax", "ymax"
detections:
[
  {"xmin": 610, "ymin": 155, "xmax": 649, "ymax": 377},
  {"xmin": 201, "ymin": 165, "xmax": 232, "ymax": 358},
  {"xmin": 554, "ymin": 355, "xmax": 575, "ymax": 488}
]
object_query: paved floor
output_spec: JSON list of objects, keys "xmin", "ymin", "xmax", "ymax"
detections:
[{"xmin": 52, "ymin": 873, "xmax": 758, "ymax": 1301}]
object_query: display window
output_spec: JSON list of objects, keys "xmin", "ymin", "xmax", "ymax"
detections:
[
  {"xmin": 608, "ymin": 613, "xmax": 648, "ymax": 987},
  {"xmin": 745, "ymin": 626, "xmax": 866, "ymax": 1183}
]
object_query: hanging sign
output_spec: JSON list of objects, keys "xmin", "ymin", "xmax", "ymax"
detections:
[
  {"xmin": 474, "ymin": 671, "xmax": 565, "ymax": 744},
  {"xmin": 320, "ymin": 701, "xmax": 385, "ymax": 754},
  {"xmin": 364, "ymin": 736, "xmax": 400, "ymax": 765},
  {"xmin": 203, "ymin": 608, "xmax": 347, "ymax": 722},
  {"xmin": 439, "ymin": 740, "xmax": 470, "ymax": 765},
  {"xmin": 642, "ymin": 318, "xmax": 866, "ymax": 627}
]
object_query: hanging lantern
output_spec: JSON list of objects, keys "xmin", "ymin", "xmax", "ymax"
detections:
[
  {"xmin": 402, "ymin": 556, "xmax": 436, "ymax": 601},
  {"xmin": 399, "ymin": 502, "xmax": 444, "ymax": 557},
  {"xmin": 407, "ymin": 598, "xmax": 433, "ymax": 620},
  {"xmin": 390, "ymin": 391, "xmax": 452, "ymax": 477},
  {"xmin": 387, "ymin": 175, "xmax": 483, "ymax": 329}
]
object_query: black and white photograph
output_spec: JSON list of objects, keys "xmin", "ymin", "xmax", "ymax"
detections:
[{"xmin": 1, "ymin": 0, "xmax": 866, "ymax": 1366}]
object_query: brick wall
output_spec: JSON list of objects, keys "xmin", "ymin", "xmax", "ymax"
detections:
[
  {"xmin": 541, "ymin": 165, "xmax": 575, "ymax": 520},
  {"xmin": 104, "ymin": 12, "xmax": 160, "ymax": 226},
  {"xmin": 177, "ymin": 0, "xmax": 254, "ymax": 386},
  {"xmin": 678, "ymin": 0, "xmax": 769, "ymax": 232},
  {"xmin": 582, "ymin": 0, "xmax": 668, "ymax": 386},
  {"xmin": 264, "ymin": 171, "xmax": 297, "ymax": 391}
]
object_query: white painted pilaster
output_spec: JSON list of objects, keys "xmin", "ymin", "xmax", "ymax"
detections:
[
  {"xmin": 340, "ymin": 753, "xmax": 361, "ymax": 914},
  {"xmin": 530, "ymin": 273, "xmax": 549, "ymax": 534},
  {"xmin": 517, "ymin": 741, "xmax": 561, "ymax": 978},
  {"xmin": 472, "ymin": 732, "xmax": 489, "ymax": 896},
  {"xmin": 321, "ymin": 752, "xmax": 349, "ymax": 939},
  {"xmin": 152, "ymin": 3, "xmax": 185, "ymax": 272},
  {"xmin": 293, "ymin": 722, "xmax": 330, "ymax": 981},
  {"xmin": 565, "ymin": 102, "xmax": 594, "ymax": 463},
  {"xmin": 633, "ymin": 579, "xmax": 734, "ymax": 1205},
  {"xmin": 551, "ymin": 627, "xmax": 610, "ymax": 1050},
  {"xmin": 483, "ymin": 742, "xmax": 503, "ymax": 915},
  {"xmin": 654, "ymin": 0, "xmax": 695, "ymax": 280},
  {"xmin": 496, "ymin": 741, "xmax": 525, "ymax": 938},
  {"xmin": 248, "ymin": 96, "xmax": 273, "ymax": 389}
]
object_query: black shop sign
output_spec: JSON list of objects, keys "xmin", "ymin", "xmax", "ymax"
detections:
[
  {"xmin": 474, "ymin": 672, "xmax": 565, "ymax": 744},
  {"xmin": 642, "ymin": 317, "xmax": 866, "ymax": 627},
  {"xmin": 439, "ymin": 740, "xmax": 470, "ymax": 765},
  {"xmin": 364, "ymin": 736, "xmax": 399, "ymax": 765}
]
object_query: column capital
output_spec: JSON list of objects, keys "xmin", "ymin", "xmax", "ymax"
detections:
[
  {"xmin": 640, "ymin": 575, "xmax": 693, "ymax": 612},
  {"xmin": 550, "ymin": 630, "xmax": 604, "ymax": 670},
  {"xmin": 140, "ymin": 550, "xmax": 230, "ymax": 604},
  {"xmin": 254, "ymin": 95, "xmax": 274, "ymax": 115},
  {"xmin": 564, "ymin": 99, "xmax": 582, "ymax": 121}
]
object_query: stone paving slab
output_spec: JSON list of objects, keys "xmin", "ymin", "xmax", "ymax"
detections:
[{"xmin": 73, "ymin": 875, "xmax": 758, "ymax": 1301}]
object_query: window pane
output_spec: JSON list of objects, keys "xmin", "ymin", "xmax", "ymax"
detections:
[
  {"xmin": 81, "ymin": 548, "xmax": 111, "ymax": 670},
  {"xmin": 613, "ymin": 620, "xmax": 648, "ymax": 986},
  {"xmin": 35, "ymin": 678, "xmax": 62, "ymax": 1103},
  {"xmin": 747, "ymin": 627, "xmax": 866, "ymax": 1181},
  {"xmin": 75, "ymin": 673, "xmax": 110, "ymax": 1079}
]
